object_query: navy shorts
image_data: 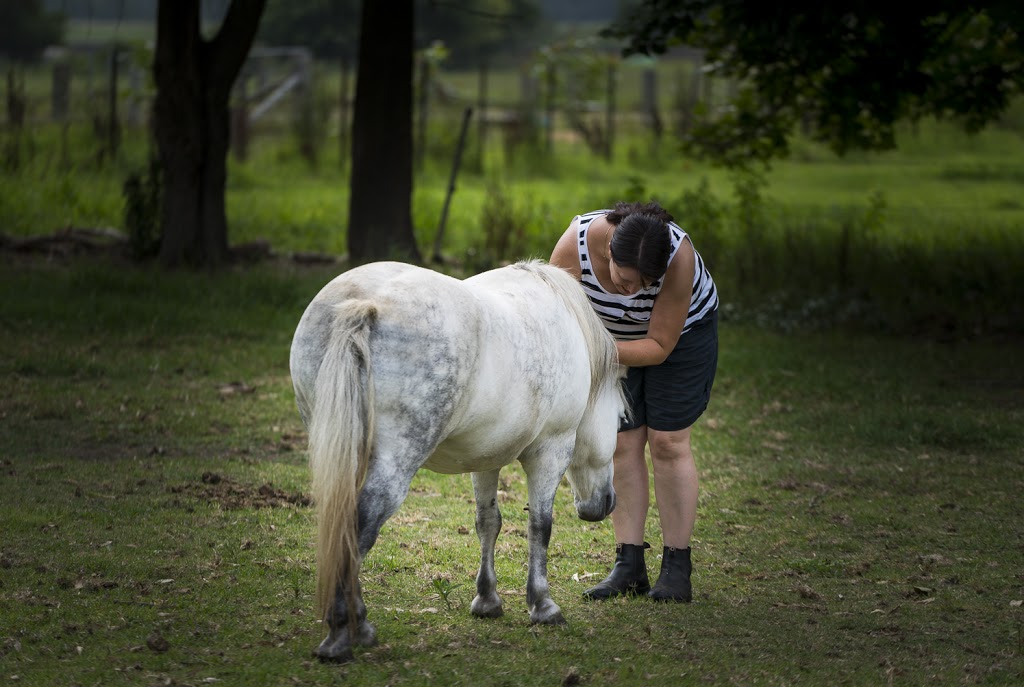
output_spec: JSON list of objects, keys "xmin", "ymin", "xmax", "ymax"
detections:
[{"xmin": 620, "ymin": 309, "xmax": 718, "ymax": 433}]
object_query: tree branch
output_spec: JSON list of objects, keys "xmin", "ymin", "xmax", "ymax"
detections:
[{"xmin": 207, "ymin": 0, "xmax": 268, "ymax": 90}]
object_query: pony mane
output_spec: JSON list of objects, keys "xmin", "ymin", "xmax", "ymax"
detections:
[{"xmin": 511, "ymin": 260, "xmax": 625, "ymax": 411}]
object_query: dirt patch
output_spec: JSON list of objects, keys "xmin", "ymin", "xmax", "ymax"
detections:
[
  {"xmin": 0, "ymin": 229, "xmax": 341, "ymax": 266},
  {"xmin": 169, "ymin": 471, "xmax": 311, "ymax": 510}
]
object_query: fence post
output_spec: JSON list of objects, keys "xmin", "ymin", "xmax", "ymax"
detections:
[
  {"xmin": 295, "ymin": 50, "xmax": 316, "ymax": 166},
  {"xmin": 52, "ymin": 61, "xmax": 70, "ymax": 122},
  {"xmin": 605, "ymin": 58, "xmax": 617, "ymax": 161},
  {"xmin": 476, "ymin": 60, "xmax": 488, "ymax": 172},
  {"xmin": 544, "ymin": 62, "xmax": 556, "ymax": 153},
  {"xmin": 338, "ymin": 54, "xmax": 351, "ymax": 172},
  {"xmin": 415, "ymin": 55, "xmax": 431, "ymax": 173},
  {"xmin": 643, "ymin": 67, "xmax": 662, "ymax": 139},
  {"xmin": 433, "ymin": 107, "xmax": 473, "ymax": 263},
  {"xmin": 107, "ymin": 46, "xmax": 121, "ymax": 160},
  {"xmin": 231, "ymin": 70, "xmax": 249, "ymax": 162}
]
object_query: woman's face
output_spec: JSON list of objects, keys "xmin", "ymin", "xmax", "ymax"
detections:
[{"xmin": 608, "ymin": 260, "xmax": 649, "ymax": 296}]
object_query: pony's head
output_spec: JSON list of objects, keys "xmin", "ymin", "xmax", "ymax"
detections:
[
  {"xmin": 514, "ymin": 260, "xmax": 629, "ymax": 522},
  {"xmin": 565, "ymin": 367, "xmax": 627, "ymax": 521}
]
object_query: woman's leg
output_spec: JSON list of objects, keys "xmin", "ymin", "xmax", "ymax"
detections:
[
  {"xmin": 582, "ymin": 426, "xmax": 651, "ymax": 600},
  {"xmin": 648, "ymin": 426, "xmax": 698, "ymax": 549},
  {"xmin": 609, "ymin": 426, "xmax": 650, "ymax": 544}
]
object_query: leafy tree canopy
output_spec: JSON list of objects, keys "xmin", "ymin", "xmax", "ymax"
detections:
[
  {"xmin": 607, "ymin": 1, "xmax": 1024, "ymax": 166},
  {"xmin": 258, "ymin": 0, "xmax": 360, "ymax": 59},
  {"xmin": 258, "ymin": 0, "xmax": 541, "ymax": 65},
  {"xmin": 0, "ymin": 1, "xmax": 65, "ymax": 61}
]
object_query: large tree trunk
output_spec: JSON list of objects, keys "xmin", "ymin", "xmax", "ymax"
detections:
[
  {"xmin": 347, "ymin": 0, "xmax": 421, "ymax": 263},
  {"xmin": 153, "ymin": 0, "xmax": 265, "ymax": 268}
]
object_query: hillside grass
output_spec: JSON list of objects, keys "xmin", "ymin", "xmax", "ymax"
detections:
[{"xmin": 1, "ymin": 256, "xmax": 1022, "ymax": 686}]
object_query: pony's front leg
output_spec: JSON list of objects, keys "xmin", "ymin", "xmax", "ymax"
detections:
[
  {"xmin": 314, "ymin": 578, "xmax": 376, "ymax": 663},
  {"xmin": 470, "ymin": 469, "xmax": 504, "ymax": 618},
  {"xmin": 520, "ymin": 452, "xmax": 569, "ymax": 626}
]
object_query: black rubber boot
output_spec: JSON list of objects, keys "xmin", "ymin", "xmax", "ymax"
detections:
[
  {"xmin": 582, "ymin": 542, "xmax": 651, "ymax": 600},
  {"xmin": 648, "ymin": 546, "xmax": 692, "ymax": 602}
]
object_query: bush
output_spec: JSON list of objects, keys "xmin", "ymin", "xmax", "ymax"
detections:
[{"xmin": 122, "ymin": 153, "xmax": 162, "ymax": 259}]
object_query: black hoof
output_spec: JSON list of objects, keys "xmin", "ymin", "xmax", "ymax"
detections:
[{"xmin": 313, "ymin": 643, "xmax": 354, "ymax": 664}]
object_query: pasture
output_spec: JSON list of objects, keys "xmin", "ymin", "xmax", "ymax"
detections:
[
  {"xmin": 1, "ymin": 48, "xmax": 1023, "ymax": 685},
  {"xmin": 1, "ymin": 258, "xmax": 1022, "ymax": 685}
]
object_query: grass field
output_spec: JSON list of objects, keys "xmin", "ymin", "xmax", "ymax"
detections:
[
  {"xmin": 2, "ymin": 20, "xmax": 1023, "ymax": 685},
  {"xmin": 1, "ymin": 257, "xmax": 1022, "ymax": 686}
]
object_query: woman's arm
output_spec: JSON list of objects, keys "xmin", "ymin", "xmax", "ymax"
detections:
[{"xmin": 616, "ymin": 239, "xmax": 696, "ymax": 367}]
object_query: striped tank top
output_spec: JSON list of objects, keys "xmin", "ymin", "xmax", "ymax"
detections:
[{"xmin": 576, "ymin": 210, "xmax": 718, "ymax": 341}]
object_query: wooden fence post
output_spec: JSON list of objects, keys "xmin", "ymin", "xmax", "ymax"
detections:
[
  {"xmin": 433, "ymin": 107, "xmax": 473, "ymax": 263},
  {"xmin": 415, "ymin": 55, "xmax": 431, "ymax": 173},
  {"xmin": 544, "ymin": 62, "xmax": 556, "ymax": 153},
  {"xmin": 338, "ymin": 54, "xmax": 351, "ymax": 172},
  {"xmin": 231, "ymin": 70, "xmax": 249, "ymax": 162},
  {"xmin": 476, "ymin": 61, "xmax": 488, "ymax": 172},
  {"xmin": 52, "ymin": 62, "xmax": 70, "ymax": 122},
  {"xmin": 605, "ymin": 58, "xmax": 616, "ymax": 161},
  {"xmin": 107, "ymin": 46, "xmax": 121, "ymax": 160},
  {"xmin": 643, "ymin": 67, "xmax": 663, "ymax": 139}
]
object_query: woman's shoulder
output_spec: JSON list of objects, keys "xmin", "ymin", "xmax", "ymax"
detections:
[
  {"xmin": 578, "ymin": 209, "xmax": 609, "ymax": 223},
  {"xmin": 550, "ymin": 220, "xmax": 583, "ymax": 277}
]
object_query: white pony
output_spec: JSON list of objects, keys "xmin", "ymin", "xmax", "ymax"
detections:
[{"xmin": 289, "ymin": 260, "xmax": 625, "ymax": 662}]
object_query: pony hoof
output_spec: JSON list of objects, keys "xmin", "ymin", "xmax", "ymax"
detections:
[
  {"xmin": 530, "ymin": 610, "xmax": 566, "ymax": 626},
  {"xmin": 313, "ymin": 639, "xmax": 354, "ymax": 664},
  {"xmin": 471, "ymin": 595, "xmax": 504, "ymax": 619},
  {"xmin": 354, "ymin": 621, "xmax": 378, "ymax": 648},
  {"xmin": 529, "ymin": 600, "xmax": 566, "ymax": 625}
]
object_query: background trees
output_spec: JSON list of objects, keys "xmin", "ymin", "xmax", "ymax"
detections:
[
  {"xmin": 0, "ymin": 1, "xmax": 65, "ymax": 61},
  {"xmin": 609, "ymin": 1, "xmax": 1024, "ymax": 166}
]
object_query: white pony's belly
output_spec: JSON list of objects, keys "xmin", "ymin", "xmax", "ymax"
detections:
[{"xmin": 422, "ymin": 425, "xmax": 530, "ymax": 474}]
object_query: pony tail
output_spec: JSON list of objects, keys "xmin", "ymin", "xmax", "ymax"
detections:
[{"xmin": 309, "ymin": 299, "xmax": 377, "ymax": 623}]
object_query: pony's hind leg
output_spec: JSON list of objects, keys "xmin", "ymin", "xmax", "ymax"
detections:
[
  {"xmin": 315, "ymin": 577, "xmax": 375, "ymax": 663},
  {"xmin": 314, "ymin": 453, "xmax": 421, "ymax": 662},
  {"xmin": 470, "ymin": 469, "xmax": 504, "ymax": 618}
]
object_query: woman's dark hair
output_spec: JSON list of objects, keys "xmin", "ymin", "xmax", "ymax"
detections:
[{"xmin": 606, "ymin": 201, "xmax": 674, "ymax": 283}]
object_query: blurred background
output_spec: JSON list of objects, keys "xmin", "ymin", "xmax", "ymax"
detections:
[{"xmin": 2, "ymin": 0, "xmax": 1023, "ymax": 339}]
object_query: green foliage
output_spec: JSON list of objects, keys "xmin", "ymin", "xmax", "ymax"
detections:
[
  {"xmin": 0, "ymin": 1, "xmax": 65, "ymax": 61},
  {"xmin": 258, "ymin": 0, "xmax": 544, "ymax": 65},
  {"xmin": 258, "ymin": 0, "xmax": 360, "ymax": 59},
  {"xmin": 471, "ymin": 177, "xmax": 532, "ymax": 269},
  {"xmin": 2, "ymin": 58, "xmax": 1023, "ymax": 337},
  {"xmin": 418, "ymin": 0, "xmax": 543, "ymax": 66},
  {"xmin": 122, "ymin": 153, "xmax": 163, "ymax": 259},
  {"xmin": 431, "ymin": 577, "xmax": 462, "ymax": 610},
  {"xmin": 608, "ymin": 1, "xmax": 1024, "ymax": 165},
  {"xmin": 676, "ymin": 176, "xmax": 723, "ymax": 271}
]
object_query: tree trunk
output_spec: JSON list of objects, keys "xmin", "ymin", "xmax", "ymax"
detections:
[
  {"xmin": 153, "ymin": 0, "xmax": 265, "ymax": 268},
  {"xmin": 348, "ymin": 0, "xmax": 420, "ymax": 263}
]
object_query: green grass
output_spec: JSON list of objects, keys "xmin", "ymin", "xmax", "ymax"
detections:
[
  {"xmin": 3, "ymin": 114, "xmax": 1023, "ymax": 338},
  {"xmin": 1, "ymin": 256, "xmax": 1022, "ymax": 685}
]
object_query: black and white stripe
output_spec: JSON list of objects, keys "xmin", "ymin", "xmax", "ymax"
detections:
[{"xmin": 575, "ymin": 210, "xmax": 718, "ymax": 341}]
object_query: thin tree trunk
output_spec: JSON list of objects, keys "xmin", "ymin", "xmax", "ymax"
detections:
[{"xmin": 348, "ymin": 0, "xmax": 419, "ymax": 263}]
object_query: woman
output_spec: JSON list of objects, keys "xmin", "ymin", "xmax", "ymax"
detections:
[{"xmin": 550, "ymin": 201, "xmax": 718, "ymax": 602}]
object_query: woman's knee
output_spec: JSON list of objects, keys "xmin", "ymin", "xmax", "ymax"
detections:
[{"xmin": 647, "ymin": 428, "xmax": 692, "ymax": 463}]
